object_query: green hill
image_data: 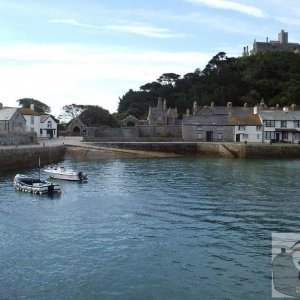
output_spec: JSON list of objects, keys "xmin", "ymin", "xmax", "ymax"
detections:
[{"xmin": 118, "ymin": 51, "xmax": 300, "ymax": 119}]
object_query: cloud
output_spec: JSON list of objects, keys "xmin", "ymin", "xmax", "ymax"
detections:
[
  {"xmin": 105, "ymin": 23, "xmax": 186, "ymax": 38},
  {"xmin": 48, "ymin": 18, "xmax": 185, "ymax": 38},
  {"xmin": 0, "ymin": 43, "xmax": 212, "ymax": 116},
  {"xmin": 48, "ymin": 18, "xmax": 100, "ymax": 29},
  {"xmin": 186, "ymin": 0, "xmax": 265, "ymax": 18}
]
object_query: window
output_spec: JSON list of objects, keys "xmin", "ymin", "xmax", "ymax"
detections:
[
  {"xmin": 256, "ymin": 125, "xmax": 262, "ymax": 131},
  {"xmin": 257, "ymin": 134, "xmax": 260, "ymax": 139},
  {"xmin": 31, "ymin": 116, "xmax": 34, "ymax": 124},
  {"xmin": 47, "ymin": 121, "xmax": 52, "ymax": 128},
  {"xmin": 40, "ymin": 129, "xmax": 43, "ymax": 135},
  {"xmin": 238, "ymin": 125, "xmax": 245, "ymax": 131},
  {"xmin": 217, "ymin": 133, "xmax": 223, "ymax": 140},
  {"xmin": 196, "ymin": 125, "xmax": 203, "ymax": 131},
  {"xmin": 295, "ymin": 121, "xmax": 300, "ymax": 128},
  {"xmin": 282, "ymin": 132, "xmax": 288, "ymax": 140},
  {"xmin": 281, "ymin": 121, "xmax": 287, "ymax": 128},
  {"xmin": 265, "ymin": 131, "xmax": 275, "ymax": 140},
  {"xmin": 243, "ymin": 134, "xmax": 248, "ymax": 139},
  {"xmin": 265, "ymin": 120, "xmax": 275, "ymax": 127},
  {"xmin": 197, "ymin": 132, "xmax": 203, "ymax": 140}
]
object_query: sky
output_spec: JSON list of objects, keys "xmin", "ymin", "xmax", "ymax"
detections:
[{"xmin": 1, "ymin": 0, "xmax": 300, "ymax": 118}]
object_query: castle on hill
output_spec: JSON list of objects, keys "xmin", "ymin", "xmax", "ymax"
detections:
[{"xmin": 242, "ymin": 30, "xmax": 300, "ymax": 56}]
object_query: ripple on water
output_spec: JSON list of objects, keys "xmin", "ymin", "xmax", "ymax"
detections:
[{"xmin": 0, "ymin": 157, "xmax": 300, "ymax": 299}]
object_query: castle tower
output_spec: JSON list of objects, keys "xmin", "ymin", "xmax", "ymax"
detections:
[{"xmin": 278, "ymin": 30, "xmax": 288, "ymax": 44}]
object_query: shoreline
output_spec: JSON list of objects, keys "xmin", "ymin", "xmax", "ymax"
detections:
[{"xmin": 2, "ymin": 137, "xmax": 300, "ymax": 172}]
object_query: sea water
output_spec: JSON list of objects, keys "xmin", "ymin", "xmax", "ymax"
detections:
[{"xmin": 0, "ymin": 157, "xmax": 300, "ymax": 299}]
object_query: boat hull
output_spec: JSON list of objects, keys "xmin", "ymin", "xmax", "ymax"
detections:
[
  {"xmin": 14, "ymin": 174, "xmax": 61, "ymax": 195},
  {"xmin": 44, "ymin": 166, "xmax": 87, "ymax": 181}
]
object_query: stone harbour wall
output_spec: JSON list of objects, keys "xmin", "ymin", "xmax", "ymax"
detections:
[
  {"xmin": 0, "ymin": 132, "xmax": 38, "ymax": 146},
  {"xmin": 0, "ymin": 145, "xmax": 66, "ymax": 172},
  {"xmin": 89, "ymin": 141, "xmax": 300, "ymax": 158}
]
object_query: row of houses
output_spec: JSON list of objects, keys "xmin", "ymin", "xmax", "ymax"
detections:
[
  {"xmin": 0, "ymin": 103, "xmax": 58, "ymax": 138},
  {"xmin": 182, "ymin": 100, "xmax": 300, "ymax": 143}
]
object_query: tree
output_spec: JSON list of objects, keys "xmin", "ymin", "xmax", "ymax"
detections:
[
  {"xmin": 157, "ymin": 73, "xmax": 180, "ymax": 86},
  {"xmin": 79, "ymin": 105, "xmax": 119, "ymax": 127},
  {"xmin": 17, "ymin": 98, "xmax": 51, "ymax": 114},
  {"xmin": 59, "ymin": 104, "xmax": 85, "ymax": 121}
]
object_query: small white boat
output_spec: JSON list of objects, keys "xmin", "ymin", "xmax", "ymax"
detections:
[
  {"xmin": 14, "ymin": 174, "xmax": 61, "ymax": 195},
  {"xmin": 44, "ymin": 165, "xmax": 88, "ymax": 181}
]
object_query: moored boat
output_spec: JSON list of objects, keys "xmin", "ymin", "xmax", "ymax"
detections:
[
  {"xmin": 14, "ymin": 174, "xmax": 61, "ymax": 195},
  {"xmin": 44, "ymin": 165, "xmax": 88, "ymax": 181}
]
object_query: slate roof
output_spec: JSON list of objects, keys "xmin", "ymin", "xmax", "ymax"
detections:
[
  {"xmin": 183, "ymin": 111, "xmax": 262, "ymax": 126},
  {"xmin": 40, "ymin": 114, "xmax": 57, "ymax": 123},
  {"xmin": 0, "ymin": 108, "xmax": 18, "ymax": 121},
  {"xmin": 260, "ymin": 110, "xmax": 300, "ymax": 121}
]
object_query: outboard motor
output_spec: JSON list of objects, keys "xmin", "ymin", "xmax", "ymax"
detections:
[
  {"xmin": 48, "ymin": 184, "xmax": 54, "ymax": 195},
  {"xmin": 78, "ymin": 171, "xmax": 87, "ymax": 180}
]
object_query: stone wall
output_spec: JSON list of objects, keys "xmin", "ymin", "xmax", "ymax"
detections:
[
  {"xmin": 245, "ymin": 144, "xmax": 300, "ymax": 158},
  {"xmin": 0, "ymin": 145, "xmax": 66, "ymax": 172},
  {"xmin": 87, "ymin": 141, "xmax": 300, "ymax": 158},
  {"xmin": 139, "ymin": 125, "xmax": 182, "ymax": 138},
  {"xmin": 84, "ymin": 125, "xmax": 182, "ymax": 141},
  {"xmin": 0, "ymin": 132, "xmax": 37, "ymax": 146}
]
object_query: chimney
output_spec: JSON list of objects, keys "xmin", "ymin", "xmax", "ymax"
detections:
[
  {"xmin": 244, "ymin": 103, "xmax": 248, "ymax": 108},
  {"xmin": 193, "ymin": 101, "xmax": 198, "ymax": 115},
  {"xmin": 227, "ymin": 102, "xmax": 232, "ymax": 109},
  {"xmin": 253, "ymin": 106, "xmax": 258, "ymax": 115},
  {"xmin": 291, "ymin": 104, "xmax": 296, "ymax": 111},
  {"xmin": 30, "ymin": 103, "xmax": 35, "ymax": 111},
  {"xmin": 283, "ymin": 106, "xmax": 289, "ymax": 113},
  {"xmin": 0, "ymin": 102, "xmax": 3, "ymax": 109},
  {"xmin": 211, "ymin": 101, "xmax": 214, "ymax": 108}
]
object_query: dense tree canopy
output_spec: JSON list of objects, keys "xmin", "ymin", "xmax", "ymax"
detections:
[
  {"xmin": 17, "ymin": 98, "xmax": 51, "ymax": 114},
  {"xmin": 118, "ymin": 51, "xmax": 300, "ymax": 119},
  {"xmin": 79, "ymin": 105, "xmax": 119, "ymax": 127}
]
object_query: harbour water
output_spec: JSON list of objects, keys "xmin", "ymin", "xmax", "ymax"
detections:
[{"xmin": 1, "ymin": 156, "xmax": 300, "ymax": 299}]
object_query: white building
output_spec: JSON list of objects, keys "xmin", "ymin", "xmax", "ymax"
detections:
[
  {"xmin": 234, "ymin": 124, "xmax": 263, "ymax": 143},
  {"xmin": 40, "ymin": 115, "xmax": 58, "ymax": 138},
  {"xmin": 19, "ymin": 105, "xmax": 58, "ymax": 138},
  {"xmin": 260, "ymin": 109, "xmax": 300, "ymax": 143},
  {"xmin": 19, "ymin": 107, "xmax": 41, "ymax": 134}
]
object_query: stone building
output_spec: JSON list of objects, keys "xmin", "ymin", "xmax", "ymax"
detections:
[
  {"xmin": 147, "ymin": 97, "xmax": 179, "ymax": 125},
  {"xmin": 182, "ymin": 102, "xmax": 262, "ymax": 142},
  {"xmin": 67, "ymin": 117, "xmax": 85, "ymax": 136},
  {"xmin": 0, "ymin": 105, "xmax": 26, "ymax": 132},
  {"xmin": 242, "ymin": 30, "xmax": 300, "ymax": 56}
]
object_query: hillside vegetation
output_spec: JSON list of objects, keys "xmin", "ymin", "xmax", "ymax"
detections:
[{"xmin": 118, "ymin": 51, "xmax": 300, "ymax": 119}]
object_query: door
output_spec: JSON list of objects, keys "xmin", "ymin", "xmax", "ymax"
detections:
[
  {"xmin": 206, "ymin": 131, "xmax": 213, "ymax": 141},
  {"xmin": 276, "ymin": 133, "xmax": 280, "ymax": 142},
  {"xmin": 236, "ymin": 134, "xmax": 240, "ymax": 142}
]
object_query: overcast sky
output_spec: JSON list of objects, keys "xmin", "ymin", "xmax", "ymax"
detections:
[{"xmin": 1, "ymin": 0, "xmax": 300, "ymax": 117}]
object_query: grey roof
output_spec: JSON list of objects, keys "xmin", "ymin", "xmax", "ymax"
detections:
[
  {"xmin": 260, "ymin": 111, "xmax": 300, "ymax": 121},
  {"xmin": 197, "ymin": 106, "xmax": 254, "ymax": 115},
  {"xmin": 183, "ymin": 113, "xmax": 262, "ymax": 126},
  {"xmin": 40, "ymin": 114, "xmax": 57, "ymax": 123},
  {"xmin": 0, "ymin": 108, "xmax": 18, "ymax": 121}
]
